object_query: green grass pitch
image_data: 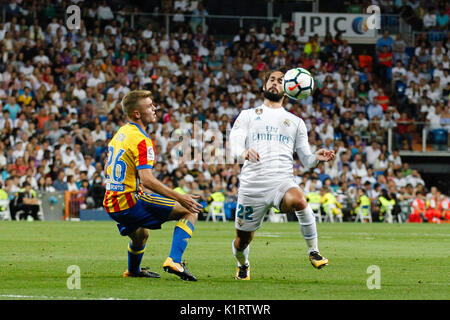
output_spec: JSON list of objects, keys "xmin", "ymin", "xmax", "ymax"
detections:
[{"xmin": 0, "ymin": 221, "xmax": 449, "ymax": 300}]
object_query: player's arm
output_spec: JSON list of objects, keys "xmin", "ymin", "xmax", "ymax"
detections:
[
  {"xmin": 295, "ymin": 119, "xmax": 335, "ymax": 168},
  {"xmin": 294, "ymin": 119, "xmax": 320, "ymax": 169},
  {"xmin": 229, "ymin": 110, "xmax": 259, "ymax": 163},
  {"xmin": 139, "ymin": 168, "xmax": 203, "ymax": 214},
  {"xmin": 133, "ymin": 138, "xmax": 202, "ymax": 213}
]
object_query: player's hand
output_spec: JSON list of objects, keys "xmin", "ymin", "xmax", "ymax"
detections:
[
  {"xmin": 242, "ymin": 148, "xmax": 260, "ymax": 162},
  {"xmin": 315, "ymin": 149, "xmax": 335, "ymax": 162},
  {"xmin": 179, "ymin": 194, "xmax": 204, "ymax": 214}
]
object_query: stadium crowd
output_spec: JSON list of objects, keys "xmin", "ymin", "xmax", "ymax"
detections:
[{"xmin": 0, "ymin": 0, "xmax": 449, "ymax": 223}]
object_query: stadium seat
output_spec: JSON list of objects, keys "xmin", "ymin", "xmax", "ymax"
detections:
[
  {"xmin": 0, "ymin": 199, "xmax": 11, "ymax": 221},
  {"xmin": 384, "ymin": 205, "xmax": 394, "ymax": 223},
  {"xmin": 324, "ymin": 204, "xmax": 343, "ymax": 223},
  {"xmin": 37, "ymin": 198, "xmax": 45, "ymax": 221},
  {"xmin": 355, "ymin": 205, "xmax": 372, "ymax": 223},
  {"xmin": 383, "ymin": 205, "xmax": 402, "ymax": 223},
  {"xmin": 205, "ymin": 201, "xmax": 227, "ymax": 222},
  {"xmin": 397, "ymin": 212, "xmax": 403, "ymax": 223},
  {"xmin": 405, "ymin": 47, "xmax": 415, "ymax": 58},
  {"xmin": 267, "ymin": 207, "xmax": 288, "ymax": 223},
  {"xmin": 430, "ymin": 129, "xmax": 448, "ymax": 151},
  {"xmin": 309, "ymin": 202, "xmax": 322, "ymax": 223}
]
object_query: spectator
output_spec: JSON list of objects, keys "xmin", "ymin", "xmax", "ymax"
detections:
[
  {"xmin": 409, "ymin": 190, "xmax": 426, "ymax": 222},
  {"xmin": 42, "ymin": 176, "xmax": 56, "ymax": 192},
  {"xmin": 394, "ymin": 112, "xmax": 413, "ymax": 150},
  {"xmin": 3, "ymin": 96, "xmax": 21, "ymax": 120},
  {"xmin": 53, "ymin": 170, "xmax": 68, "ymax": 191},
  {"xmin": 422, "ymin": 7, "xmax": 437, "ymax": 30},
  {"xmin": 436, "ymin": 7, "xmax": 449, "ymax": 30},
  {"xmin": 10, "ymin": 181, "xmax": 40, "ymax": 221},
  {"xmin": 405, "ymin": 169, "xmax": 425, "ymax": 188},
  {"xmin": 426, "ymin": 104, "xmax": 443, "ymax": 130},
  {"xmin": 86, "ymin": 175, "xmax": 105, "ymax": 208},
  {"xmin": 373, "ymin": 153, "xmax": 389, "ymax": 176},
  {"xmin": 364, "ymin": 140, "xmax": 382, "ymax": 167},
  {"xmin": 67, "ymin": 175, "xmax": 78, "ymax": 191},
  {"xmin": 97, "ymin": 1, "xmax": 114, "ymax": 28},
  {"xmin": 391, "ymin": 60, "xmax": 407, "ymax": 87},
  {"xmin": 377, "ymin": 45, "xmax": 393, "ymax": 79},
  {"xmin": 80, "ymin": 135, "xmax": 97, "ymax": 159},
  {"xmin": 376, "ymin": 30, "xmax": 394, "ymax": 53},
  {"xmin": 91, "ymin": 124, "xmax": 107, "ymax": 142},
  {"xmin": 388, "ymin": 149, "xmax": 402, "ymax": 170},
  {"xmin": 367, "ymin": 97, "xmax": 384, "ymax": 121},
  {"xmin": 189, "ymin": 1, "xmax": 208, "ymax": 32}
]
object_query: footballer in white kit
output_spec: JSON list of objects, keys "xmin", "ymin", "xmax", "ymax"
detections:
[{"xmin": 229, "ymin": 69, "xmax": 335, "ymax": 280}]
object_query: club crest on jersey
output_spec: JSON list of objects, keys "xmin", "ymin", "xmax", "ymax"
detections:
[
  {"xmin": 147, "ymin": 146, "xmax": 155, "ymax": 161},
  {"xmin": 283, "ymin": 119, "xmax": 291, "ymax": 127},
  {"xmin": 234, "ymin": 119, "xmax": 240, "ymax": 128},
  {"xmin": 254, "ymin": 108, "xmax": 263, "ymax": 120}
]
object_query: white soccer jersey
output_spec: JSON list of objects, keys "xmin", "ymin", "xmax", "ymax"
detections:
[{"xmin": 229, "ymin": 104, "xmax": 318, "ymax": 195}]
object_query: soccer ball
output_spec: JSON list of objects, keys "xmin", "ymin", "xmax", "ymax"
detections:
[{"xmin": 283, "ymin": 67, "xmax": 314, "ymax": 100}]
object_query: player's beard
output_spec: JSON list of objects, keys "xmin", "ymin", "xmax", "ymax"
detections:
[{"xmin": 263, "ymin": 88, "xmax": 284, "ymax": 102}]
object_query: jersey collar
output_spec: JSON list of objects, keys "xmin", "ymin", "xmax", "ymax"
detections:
[{"xmin": 128, "ymin": 122, "xmax": 151, "ymax": 140}]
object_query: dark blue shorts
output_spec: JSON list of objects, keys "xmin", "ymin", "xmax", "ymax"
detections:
[{"xmin": 108, "ymin": 193, "xmax": 176, "ymax": 236}]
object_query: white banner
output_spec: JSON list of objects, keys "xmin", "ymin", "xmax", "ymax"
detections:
[{"xmin": 293, "ymin": 12, "xmax": 377, "ymax": 39}]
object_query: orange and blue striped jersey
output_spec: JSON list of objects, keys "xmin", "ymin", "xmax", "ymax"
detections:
[{"xmin": 103, "ymin": 122, "xmax": 156, "ymax": 213}]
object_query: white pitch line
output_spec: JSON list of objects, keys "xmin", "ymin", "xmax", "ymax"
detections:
[
  {"xmin": 257, "ymin": 232, "xmax": 281, "ymax": 237},
  {"xmin": 0, "ymin": 294, "xmax": 126, "ymax": 300}
]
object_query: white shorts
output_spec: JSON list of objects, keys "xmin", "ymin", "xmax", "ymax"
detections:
[{"xmin": 235, "ymin": 180, "xmax": 300, "ymax": 232}]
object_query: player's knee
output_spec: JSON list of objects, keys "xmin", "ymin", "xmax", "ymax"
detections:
[
  {"xmin": 183, "ymin": 212, "xmax": 198, "ymax": 224},
  {"xmin": 138, "ymin": 229, "xmax": 149, "ymax": 243},
  {"xmin": 235, "ymin": 233, "xmax": 253, "ymax": 250},
  {"xmin": 285, "ymin": 197, "xmax": 308, "ymax": 213},
  {"xmin": 293, "ymin": 197, "xmax": 308, "ymax": 212},
  {"xmin": 131, "ymin": 228, "xmax": 149, "ymax": 246},
  {"xmin": 235, "ymin": 238, "xmax": 250, "ymax": 251}
]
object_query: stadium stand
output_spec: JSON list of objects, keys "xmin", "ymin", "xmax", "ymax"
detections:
[{"xmin": 0, "ymin": 0, "xmax": 448, "ymax": 223}]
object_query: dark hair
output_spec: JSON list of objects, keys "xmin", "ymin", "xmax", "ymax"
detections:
[{"xmin": 263, "ymin": 67, "xmax": 288, "ymax": 86}]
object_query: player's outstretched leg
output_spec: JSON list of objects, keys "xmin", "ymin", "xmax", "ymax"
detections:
[
  {"xmin": 124, "ymin": 227, "xmax": 161, "ymax": 278},
  {"xmin": 296, "ymin": 206, "xmax": 328, "ymax": 269},
  {"xmin": 232, "ymin": 230, "xmax": 253, "ymax": 280},
  {"xmin": 282, "ymin": 187, "xmax": 328, "ymax": 269},
  {"xmin": 163, "ymin": 204, "xmax": 198, "ymax": 281}
]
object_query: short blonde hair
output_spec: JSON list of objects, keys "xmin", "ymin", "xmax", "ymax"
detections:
[{"xmin": 121, "ymin": 90, "xmax": 152, "ymax": 118}]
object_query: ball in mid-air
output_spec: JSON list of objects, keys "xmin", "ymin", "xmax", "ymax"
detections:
[{"xmin": 283, "ymin": 67, "xmax": 314, "ymax": 100}]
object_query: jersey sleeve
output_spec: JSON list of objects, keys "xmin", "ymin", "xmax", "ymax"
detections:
[
  {"xmin": 294, "ymin": 119, "xmax": 319, "ymax": 169},
  {"xmin": 229, "ymin": 110, "xmax": 249, "ymax": 163},
  {"xmin": 132, "ymin": 138, "xmax": 155, "ymax": 170}
]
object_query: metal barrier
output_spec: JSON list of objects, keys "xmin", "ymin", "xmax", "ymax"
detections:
[
  {"xmin": 37, "ymin": 191, "xmax": 65, "ymax": 221},
  {"xmin": 380, "ymin": 14, "xmax": 402, "ymax": 36},
  {"xmin": 126, "ymin": 12, "xmax": 282, "ymax": 38},
  {"xmin": 411, "ymin": 31, "xmax": 447, "ymax": 46},
  {"xmin": 2, "ymin": 4, "xmax": 282, "ymax": 39},
  {"xmin": 64, "ymin": 190, "xmax": 87, "ymax": 221},
  {"xmin": 354, "ymin": 119, "xmax": 449, "ymax": 154}
]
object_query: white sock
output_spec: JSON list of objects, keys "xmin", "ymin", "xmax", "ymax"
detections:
[
  {"xmin": 295, "ymin": 205, "xmax": 319, "ymax": 254},
  {"xmin": 232, "ymin": 239, "xmax": 250, "ymax": 267}
]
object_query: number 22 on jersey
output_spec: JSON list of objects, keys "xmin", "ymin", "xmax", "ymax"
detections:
[{"xmin": 237, "ymin": 204, "xmax": 253, "ymax": 220}]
